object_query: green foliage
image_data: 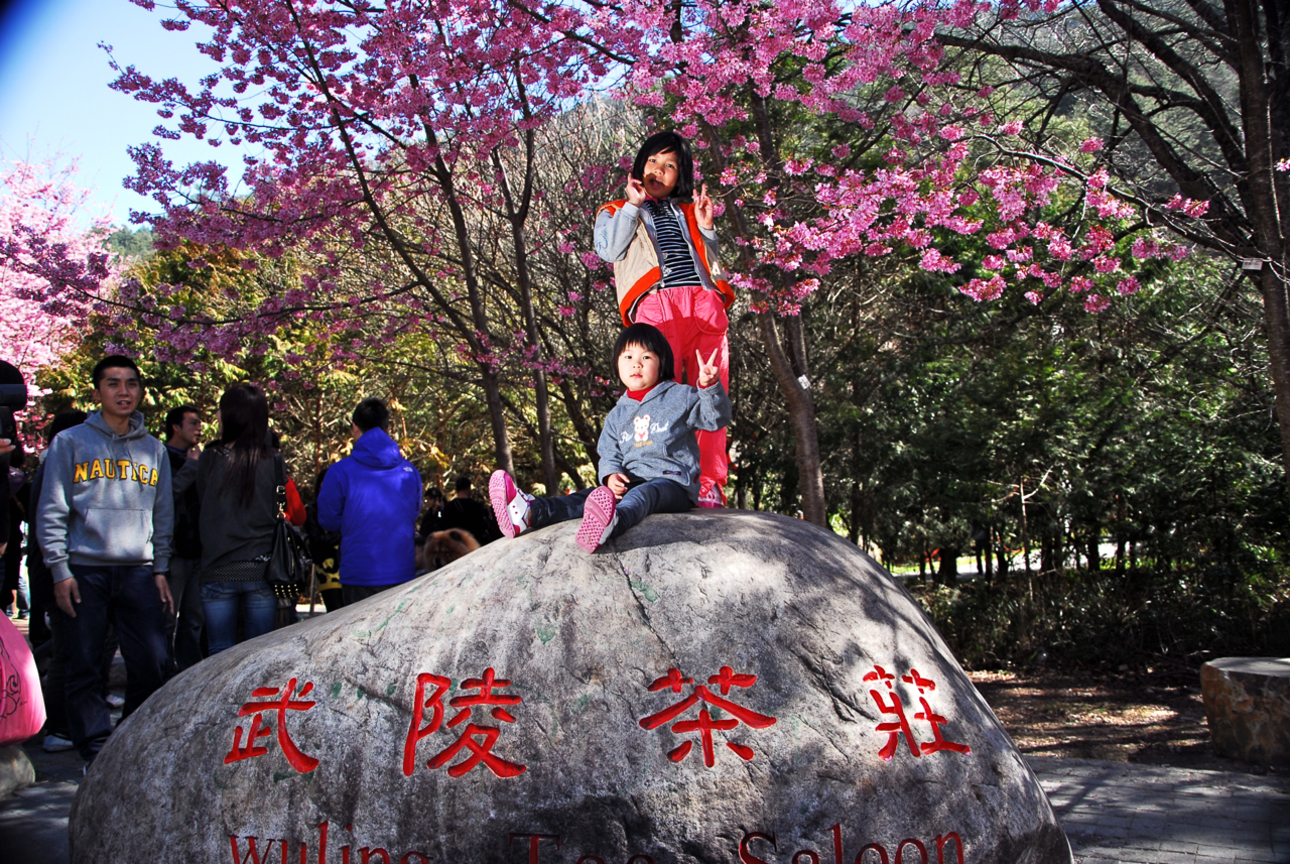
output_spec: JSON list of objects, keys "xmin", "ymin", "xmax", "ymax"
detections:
[
  {"xmin": 912, "ymin": 564, "xmax": 1290, "ymax": 671},
  {"xmin": 105, "ymin": 226, "xmax": 155, "ymax": 260}
]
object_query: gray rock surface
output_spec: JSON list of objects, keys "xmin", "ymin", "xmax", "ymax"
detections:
[
  {"xmin": 1201, "ymin": 657, "xmax": 1290, "ymax": 766},
  {"xmin": 70, "ymin": 511, "xmax": 1070, "ymax": 863},
  {"xmin": 0, "ymin": 744, "xmax": 35, "ymax": 798}
]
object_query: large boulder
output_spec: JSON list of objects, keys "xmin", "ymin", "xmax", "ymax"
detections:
[
  {"xmin": 71, "ymin": 511, "xmax": 1070, "ymax": 864},
  {"xmin": 0, "ymin": 744, "xmax": 35, "ymax": 798},
  {"xmin": 1201, "ymin": 657, "xmax": 1290, "ymax": 766}
]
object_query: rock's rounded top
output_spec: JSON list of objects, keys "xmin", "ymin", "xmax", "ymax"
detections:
[
  {"xmin": 1204, "ymin": 657, "xmax": 1290, "ymax": 677},
  {"xmin": 72, "ymin": 510, "xmax": 1071, "ymax": 864}
]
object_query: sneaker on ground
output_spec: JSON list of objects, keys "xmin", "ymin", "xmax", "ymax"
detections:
[
  {"xmin": 577, "ymin": 487, "xmax": 618, "ymax": 553},
  {"xmin": 696, "ymin": 483, "xmax": 725, "ymax": 508},
  {"xmin": 106, "ymin": 693, "xmax": 125, "ymax": 709},
  {"xmin": 489, "ymin": 469, "xmax": 533, "ymax": 539},
  {"xmin": 42, "ymin": 733, "xmax": 74, "ymax": 753}
]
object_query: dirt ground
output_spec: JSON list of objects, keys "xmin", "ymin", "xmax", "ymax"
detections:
[{"xmin": 967, "ymin": 659, "xmax": 1279, "ymax": 775}]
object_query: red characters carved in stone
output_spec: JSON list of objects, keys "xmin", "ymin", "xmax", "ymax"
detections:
[
  {"xmin": 639, "ymin": 666, "xmax": 777, "ymax": 767},
  {"xmin": 224, "ymin": 678, "xmax": 320, "ymax": 773},
  {"xmin": 403, "ymin": 668, "xmax": 526, "ymax": 778},
  {"xmin": 863, "ymin": 665, "xmax": 970, "ymax": 762}
]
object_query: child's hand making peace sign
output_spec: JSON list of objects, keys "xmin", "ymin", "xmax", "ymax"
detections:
[
  {"xmin": 695, "ymin": 183, "xmax": 714, "ymax": 230},
  {"xmin": 696, "ymin": 348, "xmax": 721, "ymax": 389}
]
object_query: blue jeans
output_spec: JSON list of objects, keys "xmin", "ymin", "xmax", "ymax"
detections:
[
  {"xmin": 531, "ymin": 478, "xmax": 692, "ymax": 538},
  {"xmin": 201, "ymin": 580, "xmax": 277, "ymax": 655},
  {"xmin": 59, "ymin": 564, "xmax": 169, "ymax": 763}
]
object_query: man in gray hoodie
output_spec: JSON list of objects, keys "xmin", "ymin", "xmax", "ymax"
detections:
[{"xmin": 37, "ymin": 355, "xmax": 175, "ymax": 765}]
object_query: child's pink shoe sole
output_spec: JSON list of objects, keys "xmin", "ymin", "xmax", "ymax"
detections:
[
  {"xmin": 489, "ymin": 470, "xmax": 520, "ymax": 539},
  {"xmin": 576, "ymin": 487, "xmax": 617, "ymax": 553}
]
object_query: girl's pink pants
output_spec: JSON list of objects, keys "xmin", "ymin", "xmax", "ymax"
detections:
[{"xmin": 634, "ymin": 285, "xmax": 730, "ymax": 496}]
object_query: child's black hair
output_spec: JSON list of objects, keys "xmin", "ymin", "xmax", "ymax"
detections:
[
  {"xmin": 631, "ymin": 131, "xmax": 695, "ymax": 199},
  {"xmin": 614, "ymin": 323, "xmax": 675, "ymax": 382}
]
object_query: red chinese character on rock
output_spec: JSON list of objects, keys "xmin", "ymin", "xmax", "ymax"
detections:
[
  {"xmin": 864, "ymin": 665, "xmax": 970, "ymax": 761},
  {"xmin": 403, "ymin": 668, "xmax": 526, "ymax": 779},
  {"xmin": 639, "ymin": 666, "xmax": 777, "ymax": 767},
  {"xmin": 224, "ymin": 678, "xmax": 320, "ymax": 773},
  {"xmin": 402, "ymin": 673, "xmax": 451, "ymax": 776},
  {"xmin": 905, "ymin": 668, "xmax": 971, "ymax": 756},
  {"xmin": 865, "ymin": 665, "xmax": 920, "ymax": 761}
]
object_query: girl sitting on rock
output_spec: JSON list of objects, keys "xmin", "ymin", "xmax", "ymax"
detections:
[{"xmin": 489, "ymin": 323, "xmax": 730, "ymax": 553}]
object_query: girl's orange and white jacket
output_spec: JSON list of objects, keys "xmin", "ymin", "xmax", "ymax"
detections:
[{"xmin": 594, "ymin": 198, "xmax": 735, "ymax": 325}]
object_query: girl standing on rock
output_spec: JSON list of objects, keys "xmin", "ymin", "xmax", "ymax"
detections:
[
  {"xmin": 594, "ymin": 131, "xmax": 735, "ymax": 508},
  {"xmin": 489, "ymin": 323, "xmax": 730, "ymax": 553}
]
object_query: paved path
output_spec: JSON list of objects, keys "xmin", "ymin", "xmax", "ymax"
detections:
[
  {"xmin": 2, "ymin": 753, "xmax": 1287, "ymax": 862},
  {"xmin": 1030, "ymin": 756, "xmax": 1290, "ymax": 863}
]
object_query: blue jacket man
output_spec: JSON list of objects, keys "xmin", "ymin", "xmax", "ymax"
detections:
[{"xmin": 317, "ymin": 398, "xmax": 422, "ymax": 605}]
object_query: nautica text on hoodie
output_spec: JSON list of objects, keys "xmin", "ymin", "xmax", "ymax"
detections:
[{"xmin": 37, "ymin": 410, "xmax": 174, "ymax": 583}]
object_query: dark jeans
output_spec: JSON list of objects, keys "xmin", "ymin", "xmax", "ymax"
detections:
[
  {"xmin": 340, "ymin": 583, "xmax": 398, "ymax": 606},
  {"xmin": 201, "ymin": 580, "xmax": 277, "ymax": 655},
  {"xmin": 42, "ymin": 611, "xmax": 70, "ymax": 738},
  {"xmin": 320, "ymin": 587, "xmax": 344, "ymax": 612},
  {"xmin": 27, "ymin": 593, "xmax": 51, "ymax": 647},
  {"xmin": 531, "ymin": 478, "xmax": 692, "ymax": 539},
  {"xmin": 59, "ymin": 564, "xmax": 168, "ymax": 763},
  {"xmin": 166, "ymin": 558, "xmax": 205, "ymax": 673}
]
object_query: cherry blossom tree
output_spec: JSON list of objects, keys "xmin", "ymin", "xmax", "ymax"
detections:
[
  {"xmin": 937, "ymin": 0, "xmax": 1290, "ymax": 491},
  {"xmin": 0, "ymin": 157, "xmax": 113, "ymax": 425},
  {"xmin": 96, "ymin": 0, "xmax": 1201, "ymax": 523},
  {"xmin": 590, "ymin": 0, "xmax": 1197, "ymax": 521}
]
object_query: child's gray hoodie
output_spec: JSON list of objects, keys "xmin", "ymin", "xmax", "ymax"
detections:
[
  {"xmin": 37, "ymin": 410, "xmax": 174, "ymax": 583},
  {"xmin": 597, "ymin": 380, "xmax": 731, "ymax": 501}
]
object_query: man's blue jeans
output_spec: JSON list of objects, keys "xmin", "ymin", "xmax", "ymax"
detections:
[
  {"xmin": 58, "ymin": 564, "xmax": 168, "ymax": 763},
  {"xmin": 531, "ymin": 478, "xmax": 692, "ymax": 538},
  {"xmin": 201, "ymin": 580, "xmax": 277, "ymax": 655}
]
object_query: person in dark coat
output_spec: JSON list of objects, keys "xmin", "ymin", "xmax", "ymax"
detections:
[
  {"xmin": 197, "ymin": 385, "xmax": 278, "ymax": 655},
  {"xmin": 163, "ymin": 404, "xmax": 205, "ymax": 673},
  {"xmin": 441, "ymin": 475, "xmax": 502, "ymax": 545}
]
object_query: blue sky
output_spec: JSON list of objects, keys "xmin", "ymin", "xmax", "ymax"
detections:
[{"xmin": 0, "ymin": 0, "xmax": 246, "ymax": 226}]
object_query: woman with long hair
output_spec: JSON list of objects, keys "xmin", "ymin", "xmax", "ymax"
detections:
[{"xmin": 197, "ymin": 384, "xmax": 279, "ymax": 653}]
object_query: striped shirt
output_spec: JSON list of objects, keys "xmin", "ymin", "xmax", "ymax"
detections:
[{"xmin": 645, "ymin": 199, "xmax": 701, "ymax": 289}]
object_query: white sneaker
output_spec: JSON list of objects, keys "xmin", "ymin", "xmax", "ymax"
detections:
[
  {"xmin": 489, "ymin": 470, "xmax": 534, "ymax": 538},
  {"xmin": 43, "ymin": 733, "xmax": 74, "ymax": 753},
  {"xmin": 105, "ymin": 693, "xmax": 125, "ymax": 709}
]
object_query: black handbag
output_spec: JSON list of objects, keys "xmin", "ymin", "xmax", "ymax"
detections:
[{"xmin": 265, "ymin": 455, "xmax": 313, "ymax": 600}]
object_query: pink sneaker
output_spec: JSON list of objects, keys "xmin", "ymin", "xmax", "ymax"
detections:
[
  {"xmin": 576, "ymin": 486, "xmax": 618, "ymax": 553},
  {"xmin": 697, "ymin": 483, "xmax": 725, "ymax": 509},
  {"xmin": 489, "ymin": 470, "xmax": 533, "ymax": 539}
]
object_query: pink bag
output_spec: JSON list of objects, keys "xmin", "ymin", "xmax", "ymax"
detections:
[{"xmin": 0, "ymin": 614, "xmax": 45, "ymax": 746}]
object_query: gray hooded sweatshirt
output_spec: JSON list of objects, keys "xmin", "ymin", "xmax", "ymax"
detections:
[
  {"xmin": 597, "ymin": 380, "xmax": 731, "ymax": 501},
  {"xmin": 37, "ymin": 410, "xmax": 174, "ymax": 583}
]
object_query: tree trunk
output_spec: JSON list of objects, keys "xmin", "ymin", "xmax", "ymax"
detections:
[
  {"xmin": 1230, "ymin": 0, "xmax": 1290, "ymax": 494},
  {"xmin": 699, "ymin": 112, "xmax": 826, "ymax": 525},
  {"xmin": 937, "ymin": 546, "xmax": 960, "ymax": 587},
  {"xmin": 495, "ymin": 95, "xmax": 557, "ymax": 492},
  {"xmin": 985, "ymin": 524, "xmax": 994, "ymax": 581},
  {"xmin": 759, "ymin": 313, "xmax": 827, "ymax": 524},
  {"xmin": 431, "ymin": 148, "xmax": 514, "ymax": 476}
]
